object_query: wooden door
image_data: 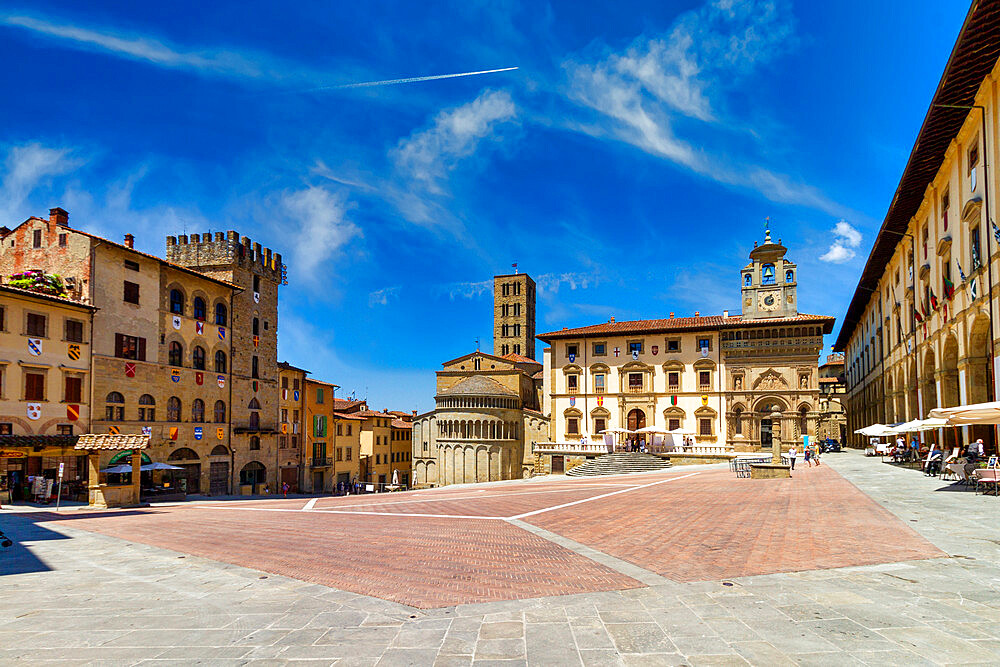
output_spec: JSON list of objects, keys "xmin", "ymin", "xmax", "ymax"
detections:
[
  {"xmin": 551, "ymin": 455, "xmax": 564, "ymax": 473},
  {"xmin": 209, "ymin": 461, "xmax": 229, "ymax": 495},
  {"xmin": 627, "ymin": 409, "xmax": 646, "ymax": 431}
]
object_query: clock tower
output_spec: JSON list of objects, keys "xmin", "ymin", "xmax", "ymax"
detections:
[{"xmin": 741, "ymin": 223, "xmax": 798, "ymax": 320}]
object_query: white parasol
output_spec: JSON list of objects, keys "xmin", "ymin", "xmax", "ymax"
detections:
[{"xmin": 930, "ymin": 401, "xmax": 1000, "ymax": 425}]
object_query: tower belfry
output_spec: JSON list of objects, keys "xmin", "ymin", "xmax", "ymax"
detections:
[
  {"xmin": 493, "ymin": 272, "xmax": 536, "ymax": 358},
  {"xmin": 741, "ymin": 222, "xmax": 798, "ymax": 320}
]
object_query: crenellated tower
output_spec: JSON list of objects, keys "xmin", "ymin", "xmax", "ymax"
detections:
[{"xmin": 166, "ymin": 231, "xmax": 286, "ymax": 474}]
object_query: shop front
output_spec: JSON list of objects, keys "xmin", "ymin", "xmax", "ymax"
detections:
[{"xmin": 0, "ymin": 436, "xmax": 89, "ymax": 504}]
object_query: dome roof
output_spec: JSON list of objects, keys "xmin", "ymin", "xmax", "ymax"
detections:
[{"xmin": 438, "ymin": 375, "xmax": 517, "ymax": 398}]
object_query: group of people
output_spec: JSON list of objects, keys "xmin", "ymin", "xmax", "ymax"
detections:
[
  {"xmin": 920, "ymin": 438, "xmax": 986, "ymax": 476},
  {"xmin": 785, "ymin": 443, "xmax": 822, "ymax": 470}
]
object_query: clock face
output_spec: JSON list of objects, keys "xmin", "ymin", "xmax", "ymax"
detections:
[{"xmin": 760, "ymin": 291, "xmax": 781, "ymax": 311}]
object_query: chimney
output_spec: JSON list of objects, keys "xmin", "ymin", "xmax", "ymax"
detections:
[
  {"xmin": 124, "ymin": 234, "xmax": 134, "ymax": 249},
  {"xmin": 412, "ymin": 410, "xmax": 417, "ymax": 417},
  {"xmin": 723, "ymin": 309, "xmax": 729, "ymax": 318},
  {"xmin": 49, "ymin": 207, "xmax": 68, "ymax": 227},
  {"xmin": 695, "ymin": 311, "xmax": 700, "ymax": 317},
  {"xmin": 609, "ymin": 316, "xmax": 615, "ymax": 323},
  {"xmin": 669, "ymin": 312, "xmax": 674, "ymax": 318}
]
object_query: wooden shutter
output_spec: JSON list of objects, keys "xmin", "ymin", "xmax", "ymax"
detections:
[
  {"xmin": 114, "ymin": 333, "xmax": 124, "ymax": 358},
  {"xmin": 137, "ymin": 337, "xmax": 147, "ymax": 361}
]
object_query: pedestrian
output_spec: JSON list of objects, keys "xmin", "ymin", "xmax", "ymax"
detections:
[
  {"xmin": 788, "ymin": 444, "xmax": 797, "ymax": 470},
  {"xmin": 813, "ymin": 443, "xmax": 821, "ymax": 466},
  {"xmin": 967, "ymin": 438, "xmax": 983, "ymax": 463},
  {"xmin": 281, "ymin": 482, "xmax": 289, "ymax": 497},
  {"xmin": 804, "ymin": 445, "xmax": 812, "ymax": 467},
  {"xmin": 909, "ymin": 436, "xmax": 920, "ymax": 463},
  {"xmin": 263, "ymin": 483, "xmax": 270, "ymax": 495}
]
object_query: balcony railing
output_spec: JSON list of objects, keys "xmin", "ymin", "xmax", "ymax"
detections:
[
  {"xmin": 667, "ymin": 384, "xmax": 680, "ymax": 393},
  {"xmin": 699, "ymin": 384, "xmax": 711, "ymax": 392},
  {"xmin": 567, "ymin": 386, "xmax": 578, "ymax": 394},
  {"xmin": 310, "ymin": 457, "xmax": 332, "ymax": 467},
  {"xmin": 594, "ymin": 386, "xmax": 605, "ymax": 394},
  {"xmin": 627, "ymin": 385, "xmax": 644, "ymax": 394}
]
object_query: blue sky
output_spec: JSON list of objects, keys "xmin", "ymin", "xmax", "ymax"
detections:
[{"xmin": 0, "ymin": 0, "xmax": 970, "ymax": 412}]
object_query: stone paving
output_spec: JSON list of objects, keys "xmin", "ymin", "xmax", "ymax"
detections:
[{"xmin": 3, "ymin": 450, "xmax": 1000, "ymax": 664}]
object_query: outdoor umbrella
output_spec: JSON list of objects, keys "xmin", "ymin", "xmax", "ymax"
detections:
[
  {"xmin": 140, "ymin": 462, "xmax": 184, "ymax": 471},
  {"xmin": 100, "ymin": 464, "xmax": 134, "ymax": 474},
  {"xmin": 635, "ymin": 426, "xmax": 669, "ymax": 433},
  {"xmin": 930, "ymin": 401, "xmax": 1000, "ymax": 425},
  {"xmin": 891, "ymin": 418, "xmax": 949, "ymax": 433}
]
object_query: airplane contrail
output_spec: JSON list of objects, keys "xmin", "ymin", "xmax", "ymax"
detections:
[{"xmin": 281, "ymin": 66, "xmax": 518, "ymax": 94}]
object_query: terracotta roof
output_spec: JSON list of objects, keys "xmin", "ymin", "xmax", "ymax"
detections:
[
  {"xmin": 277, "ymin": 361, "xmax": 310, "ymax": 374},
  {"xmin": 332, "ymin": 398, "xmax": 365, "ymax": 410},
  {"xmin": 819, "ymin": 377, "xmax": 842, "ymax": 384},
  {"xmin": 502, "ymin": 353, "xmax": 541, "ymax": 365},
  {"xmin": 352, "ymin": 409, "xmax": 393, "ymax": 418},
  {"xmin": 332, "ymin": 412, "xmax": 366, "ymax": 421},
  {"xmin": 438, "ymin": 375, "xmax": 518, "ymax": 397},
  {"xmin": 537, "ymin": 314, "xmax": 835, "ymax": 340},
  {"xmin": 0, "ymin": 284, "xmax": 98, "ymax": 310},
  {"xmin": 835, "ymin": 0, "xmax": 1000, "ymax": 351},
  {"xmin": 391, "ymin": 419, "xmax": 412, "ymax": 429},
  {"xmin": 8, "ymin": 217, "xmax": 241, "ymax": 290},
  {"xmin": 74, "ymin": 433, "xmax": 150, "ymax": 451},
  {"xmin": 531, "ymin": 370, "xmax": 544, "ymax": 379},
  {"xmin": 305, "ymin": 378, "xmax": 339, "ymax": 388}
]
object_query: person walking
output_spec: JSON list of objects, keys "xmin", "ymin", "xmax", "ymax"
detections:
[
  {"xmin": 281, "ymin": 481, "xmax": 289, "ymax": 497},
  {"xmin": 909, "ymin": 436, "xmax": 920, "ymax": 463},
  {"xmin": 788, "ymin": 445, "xmax": 797, "ymax": 471},
  {"xmin": 813, "ymin": 443, "xmax": 821, "ymax": 466},
  {"xmin": 804, "ymin": 445, "xmax": 812, "ymax": 467}
]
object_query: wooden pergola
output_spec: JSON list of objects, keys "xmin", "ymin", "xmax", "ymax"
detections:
[{"xmin": 74, "ymin": 433, "xmax": 151, "ymax": 508}]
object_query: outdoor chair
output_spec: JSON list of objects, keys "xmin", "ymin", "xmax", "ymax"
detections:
[{"xmin": 973, "ymin": 469, "xmax": 999, "ymax": 496}]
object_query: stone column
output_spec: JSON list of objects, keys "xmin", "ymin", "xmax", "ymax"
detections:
[
  {"xmin": 130, "ymin": 451, "xmax": 142, "ymax": 506},
  {"xmin": 771, "ymin": 411, "xmax": 783, "ymax": 464}
]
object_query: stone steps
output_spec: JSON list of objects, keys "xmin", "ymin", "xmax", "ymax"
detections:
[{"xmin": 566, "ymin": 452, "xmax": 673, "ymax": 477}]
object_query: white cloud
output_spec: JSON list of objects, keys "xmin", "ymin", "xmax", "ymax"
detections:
[
  {"xmin": 281, "ymin": 187, "xmax": 361, "ymax": 283},
  {"xmin": 562, "ymin": 0, "xmax": 852, "ymax": 217},
  {"xmin": 438, "ymin": 279, "xmax": 493, "ymax": 300},
  {"xmin": 368, "ymin": 286, "xmax": 400, "ymax": 306},
  {"xmin": 819, "ymin": 219, "xmax": 862, "ymax": 263},
  {"xmin": 0, "ymin": 143, "xmax": 79, "ymax": 222},
  {"xmin": 535, "ymin": 272, "xmax": 600, "ymax": 295},
  {"xmin": 0, "ymin": 13, "xmax": 319, "ymax": 84},
  {"xmin": 393, "ymin": 89, "xmax": 516, "ymax": 194}
]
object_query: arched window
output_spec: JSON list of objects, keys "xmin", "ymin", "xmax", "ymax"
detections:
[
  {"xmin": 733, "ymin": 406, "xmax": 743, "ymax": 435},
  {"xmin": 761, "ymin": 263, "xmax": 776, "ymax": 285},
  {"xmin": 214, "ymin": 400, "xmax": 226, "ymax": 423},
  {"xmin": 192, "ymin": 346, "xmax": 206, "ymax": 370},
  {"xmin": 744, "ymin": 273, "xmax": 751, "ymax": 286},
  {"xmin": 191, "ymin": 399, "xmax": 205, "ymax": 423},
  {"xmin": 139, "ymin": 394, "xmax": 155, "ymax": 421},
  {"xmin": 167, "ymin": 396, "xmax": 181, "ymax": 422},
  {"xmin": 169, "ymin": 289, "xmax": 184, "ymax": 314},
  {"xmin": 214, "ymin": 350, "xmax": 227, "ymax": 373},
  {"xmin": 248, "ymin": 398, "xmax": 260, "ymax": 410},
  {"xmin": 193, "ymin": 296, "xmax": 206, "ymax": 321},
  {"xmin": 785, "ymin": 269, "xmax": 794, "ymax": 283},
  {"xmin": 249, "ymin": 435, "xmax": 261, "ymax": 450},
  {"xmin": 214, "ymin": 302, "xmax": 227, "ymax": 326},
  {"xmin": 168, "ymin": 341, "xmax": 183, "ymax": 367},
  {"xmin": 105, "ymin": 392, "xmax": 124, "ymax": 421},
  {"xmin": 799, "ymin": 406, "xmax": 808, "ymax": 435},
  {"xmin": 252, "ymin": 317, "xmax": 260, "ymax": 336}
]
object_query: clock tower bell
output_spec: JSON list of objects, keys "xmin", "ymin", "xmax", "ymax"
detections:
[{"xmin": 741, "ymin": 223, "xmax": 798, "ymax": 320}]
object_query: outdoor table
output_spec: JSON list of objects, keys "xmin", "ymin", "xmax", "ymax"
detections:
[{"xmin": 942, "ymin": 463, "xmax": 967, "ymax": 482}]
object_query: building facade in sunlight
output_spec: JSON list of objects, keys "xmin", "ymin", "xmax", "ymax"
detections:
[
  {"xmin": 836, "ymin": 6, "xmax": 1000, "ymax": 450},
  {"xmin": 539, "ymin": 228, "xmax": 835, "ymax": 454},
  {"xmin": 0, "ymin": 209, "xmax": 285, "ymax": 495},
  {"xmin": 411, "ymin": 271, "xmax": 548, "ymax": 486}
]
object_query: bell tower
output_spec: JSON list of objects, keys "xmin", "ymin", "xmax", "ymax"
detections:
[
  {"xmin": 493, "ymin": 271, "xmax": 535, "ymax": 358},
  {"xmin": 741, "ymin": 222, "xmax": 798, "ymax": 320}
]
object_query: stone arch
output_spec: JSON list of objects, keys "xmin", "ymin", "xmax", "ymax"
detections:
[
  {"xmin": 941, "ymin": 334, "xmax": 960, "ymax": 408},
  {"xmin": 168, "ymin": 447, "xmax": 199, "ymax": 461},
  {"xmin": 166, "ymin": 283, "xmax": 187, "ymax": 314},
  {"xmin": 968, "ymin": 313, "xmax": 993, "ymax": 404},
  {"xmin": 210, "ymin": 445, "xmax": 229, "ymax": 456},
  {"xmin": 921, "ymin": 347, "xmax": 937, "ymax": 417},
  {"xmin": 626, "ymin": 408, "xmax": 646, "ymax": 431},
  {"xmin": 907, "ymin": 357, "xmax": 918, "ymax": 421}
]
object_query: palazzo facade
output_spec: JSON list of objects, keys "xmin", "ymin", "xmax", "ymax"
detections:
[
  {"xmin": 539, "ymin": 229, "xmax": 835, "ymax": 451},
  {"xmin": 836, "ymin": 7, "xmax": 1000, "ymax": 450}
]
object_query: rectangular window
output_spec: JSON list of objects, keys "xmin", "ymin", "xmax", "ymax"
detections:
[
  {"xmin": 594, "ymin": 417, "xmax": 606, "ymax": 433},
  {"xmin": 26, "ymin": 313, "xmax": 47, "ymax": 337},
  {"xmin": 666, "ymin": 339, "xmax": 680, "ymax": 352},
  {"xmin": 629, "ymin": 341, "xmax": 642, "ymax": 355},
  {"xmin": 124, "ymin": 259, "xmax": 140, "ymax": 271},
  {"xmin": 942, "ymin": 189, "xmax": 950, "ymax": 231},
  {"xmin": 114, "ymin": 333, "xmax": 145, "ymax": 360},
  {"xmin": 64, "ymin": 319, "xmax": 84, "ymax": 342},
  {"xmin": 592, "ymin": 342, "xmax": 606, "ymax": 356},
  {"xmin": 293, "ymin": 379, "xmax": 300, "ymax": 390},
  {"xmin": 594, "ymin": 374, "xmax": 605, "ymax": 393},
  {"xmin": 697, "ymin": 338, "xmax": 711, "ymax": 351},
  {"xmin": 566, "ymin": 344, "xmax": 578, "ymax": 358},
  {"xmin": 64, "ymin": 376, "xmax": 82, "ymax": 403},
  {"xmin": 33, "ymin": 229, "xmax": 42, "ymax": 248},
  {"xmin": 567, "ymin": 417, "xmax": 579, "ymax": 435},
  {"xmin": 668, "ymin": 372, "xmax": 680, "ymax": 391},
  {"xmin": 58, "ymin": 234, "xmax": 67, "ymax": 247},
  {"xmin": 252, "ymin": 356, "xmax": 259, "ymax": 378},
  {"xmin": 282, "ymin": 377, "xmax": 288, "ymax": 389},
  {"xmin": 280, "ymin": 408, "xmax": 288, "ymax": 422},
  {"xmin": 699, "ymin": 371, "xmax": 711, "ymax": 390},
  {"xmin": 0, "ymin": 423, "xmax": 11, "ymax": 435},
  {"xmin": 668, "ymin": 418, "xmax": 681, "ymax": 431},
  {"xmin": 336, "ymin": 447, "xmax": 343, "ymax": 462},
  {"xmin": 567, "ymin": 375, "xmax": 578, "ymax": 393},
  {"xmin": 293, "ymin": 409, "xmax": 299, "ymax": 422},
  {"xmin": 123, "ymin": 281, "xmax": 140, "ymax": 304},
  {"xmin": 972, "ymin": 225, "xmax": 982, "ymax": 270},
  {"xmin": 346, "ymin": 447, "xmax": 352, "ymax": 461},
  {"xmin": 628, "ymin": 373, "xmax": 643, "ymax": 392},
  {"xmin": 57, "ymin": 424, "xmax": 73, "ymax": 435},
  {"xmin": 969, "ymin": 143, "xmax": 980, "ymax": 175},
  {"xmin": 0, "ymin": 306, "xmax": 4, "ymax": 331},
  {"xmin": 337, "ymin": 423, "xmax": 343, "ymax": 436},
  {"xmin": 316, "ymin": 386, "xmax": 324, "ymax": 403},
  {"xmin": 313, "ymin": 415, "xmax": 327, "ymax": 437},
  {"xmin": 25, "ymin": 372, "xmax": 45, "ymax": 400},
  {"xmin": 346, "ymin": 424, "xmax": 352, "ymax": 436},
  {"xmin": 699, "ymin": 418, "xmax": 712, "ymax": 436}
]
